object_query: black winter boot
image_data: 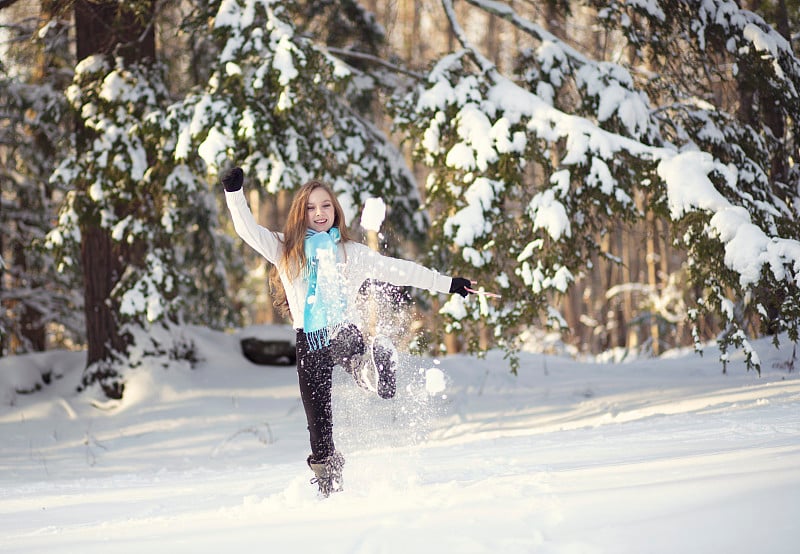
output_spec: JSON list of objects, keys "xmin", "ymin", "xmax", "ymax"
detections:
[
  {"xmin": 308, "ymin": 451, "xmax": 345, "ymax": 497},
  {"xmin": 332, "ymin": 325, "xmax": 373, "ymax": 391}
]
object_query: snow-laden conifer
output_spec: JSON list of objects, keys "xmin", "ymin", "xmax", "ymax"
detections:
[{"xmin": 394, "ymin": 0, "xmax": 800, "ymax": 372}]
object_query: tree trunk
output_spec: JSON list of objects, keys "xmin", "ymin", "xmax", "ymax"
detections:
[
  {"xmin": 620, "ymin": 224, "xmax": 638, "ymax": 351},
  {"xmin": 483, "ymin": 8, "xmax": 498, "ymax": 67},
  {"xmin": 75, "ymin": 1, "xmax": 155, "ymax": 64},
  {"xmin": 646, "ymin": 208, "xmax": 660, "ymax": 355},
  {"xmin": 80, "ymin": 225, "xmax": 128, "ymax": 362},
  {"xmin": 774, "ymin": 0, "xmax": 790, "ymax": 41}
]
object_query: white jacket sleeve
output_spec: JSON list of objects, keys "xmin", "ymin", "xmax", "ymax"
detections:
[
  {"xmin": 350, "ymin": 243, "xmax": 452, "ymax": 294},
  {"xmin": 225, "ymin": 189, "xmax": 283, "ymax": 264}
]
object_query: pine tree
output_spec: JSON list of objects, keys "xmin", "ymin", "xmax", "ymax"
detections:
[
  {"xmin": 0, "ymin": 4, "xmax": 81, "ymax": 356},
  {"xmin": 44, "ymin": 1, "xmax": 228, "ymax": 397}
]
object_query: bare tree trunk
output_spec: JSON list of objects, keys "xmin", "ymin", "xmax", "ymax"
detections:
[
  {"xmin": 561, "ymin": 284, "xmax": 580, "ymax": 348},
  {"xmin": 774, "ymin": 0, "xmax": 790, "ymax": 40},
  {"xmin": 610, "ymin": 230, "xmax": 623, "ymax": 349},
  {"xmin": 483, "ymin": 8, "xmax": 498, "ymax": 66},
  {"xmin": 645, "ymin": 209, "xmax": 660, "ymax": 355},
  {"xmin": 80, "ymin": 227, "xmax": 128, "ymax": 366},
  {"xmin": 401, "ymin": 0, "xmax": 421, "ymax": 64},
  {"xmin": 599, "ymin": 231, "xmax": 614, "ymax": 352},
  {"xmin": 544, "ymin": 0, "xmax": 566, "ymax": 40},
  {"xmin": 620, "ymin": 225, "xmax": 638, "ymax": 351}
]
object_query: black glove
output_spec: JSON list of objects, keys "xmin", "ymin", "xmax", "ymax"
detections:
[
  {"xmin": 449, "ymin": 277, "xmax": 472, "ymax": 297},
  {"xmin": 221, "ymin": 167, "xmax": 243, "ymax": 192}
]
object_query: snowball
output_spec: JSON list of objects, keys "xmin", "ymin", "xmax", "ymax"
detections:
[
  {"xmin": 360, "ymin": 197, "xmax": 386, "ymax": 232},
  {"xmin": 425, "ymin": 368, "xmax": 446, "ymax": 394}
]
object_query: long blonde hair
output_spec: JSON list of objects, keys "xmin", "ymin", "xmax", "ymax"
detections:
[{"xmin": 269, "ymin": 180, "xmax": 352, "ymax": 318}]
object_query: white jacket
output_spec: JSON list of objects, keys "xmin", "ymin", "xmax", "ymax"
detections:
[{"xmin": 225, "ymin": 189, "xmax": 454, "ymax": 329}]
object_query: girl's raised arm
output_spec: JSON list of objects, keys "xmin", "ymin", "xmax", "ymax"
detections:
[{"xmin": 221, "ymin": 167, "xmax": 283, "ymax": 264}]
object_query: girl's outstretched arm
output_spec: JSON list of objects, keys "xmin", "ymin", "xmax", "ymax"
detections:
[{"xmin": 352, "ymin": 243, "xmax": 471, "ymax": 297}]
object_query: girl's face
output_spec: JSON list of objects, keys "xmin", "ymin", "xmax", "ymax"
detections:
[{"xmin": 306, "ymin": 187, "xmax": 335, "ymax": 233}]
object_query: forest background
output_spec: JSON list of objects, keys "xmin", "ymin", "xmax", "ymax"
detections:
[{"xmin": 2, "ymin": 0, "xmax": 800, "ymax": 399}]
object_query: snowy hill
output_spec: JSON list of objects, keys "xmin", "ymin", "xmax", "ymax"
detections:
[{"xmin": 1, "ymin": 327, "xmax": 799, "ymax": 553}]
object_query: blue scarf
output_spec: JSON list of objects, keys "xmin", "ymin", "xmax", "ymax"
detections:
[{"xmin": 303, "ymin": 227, "xmax": 347, "ymax": 351}]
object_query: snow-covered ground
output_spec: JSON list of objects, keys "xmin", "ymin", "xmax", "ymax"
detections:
[{"xmin": 1, "ymin": 326, "xmax": 798, "ymax": 553}]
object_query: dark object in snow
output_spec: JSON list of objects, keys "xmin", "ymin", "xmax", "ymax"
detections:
[{"xmin": 240, "ymin": 337, "xmax": 296, "ymax": 365}]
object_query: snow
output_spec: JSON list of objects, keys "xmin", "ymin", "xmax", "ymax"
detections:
[
  {"xmin": 528, "ymin": 188, "xmax": 571, "ymax": 241},
  {"xmin": 272, "ymin": 35, "xmax": 300, "ymax": 86},
  {"xmin": 455, "ymin": 104, "xmax": 497, "ymax": 171},
  {"xmin": 214, "ymin": 0, "xmax": 245, "ymax": 30},
  {"xmin": 197, "ymin": 127, "xmax": 233, "ymax": 172},
  {"xmin": 439, "ymin": 294, "xmax": 468, "ymax": 321},
  {"xmin": 444, "ymin": 177, "xmax": 498, "ymax": 247},
  {"xmin": 423, "ymin": 367, "xmax": 446, "ymax": 394},
  {"xmin": 7, "ymin": 0, "xmax": 800, "ymax": 548},
  {"xmin": 2, "ymin": 327, "xmax": 798, "ymax": 553},
  {"xmin": 74, "ymin": 55, "xmax": 106, "ymax": 76},
  {"xmin": 657, "ymin": 151, "xmax": 731, "ymax": 219},
  {"xmin": 360, "ymin": 197, "xmax": 386, "ymax": 232}
]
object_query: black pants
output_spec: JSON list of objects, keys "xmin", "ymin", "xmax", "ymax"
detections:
[{"xmin": 296, "ymin": 324, "xmax": 365, "ymax": 461}]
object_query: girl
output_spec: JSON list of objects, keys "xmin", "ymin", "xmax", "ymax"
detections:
[{"xmin": 221, "ymin": 167, "xmax": 471, "ymax": 496}]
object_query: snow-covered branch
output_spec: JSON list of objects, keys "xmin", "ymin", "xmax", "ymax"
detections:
[{"xmin": 326, "ymin": 46, "xmax": 425, "ymax": 80}]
